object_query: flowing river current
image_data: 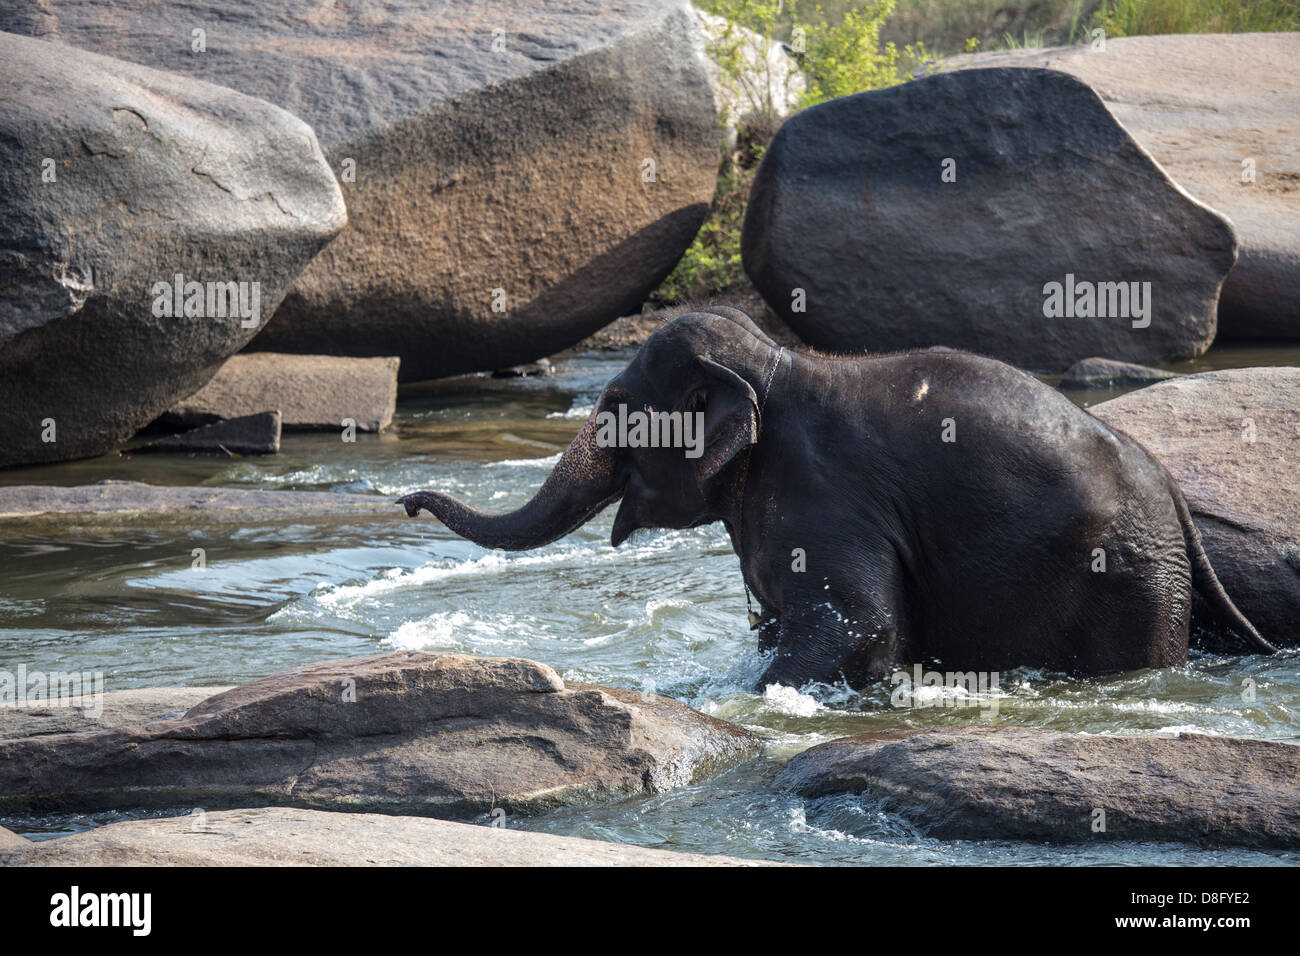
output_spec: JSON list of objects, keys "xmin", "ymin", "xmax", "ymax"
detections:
[{"xmin": 2, "ymin": 343, "xmax": 1299, "ymax": 865}]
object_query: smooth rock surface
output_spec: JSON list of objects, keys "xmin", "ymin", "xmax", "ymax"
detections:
[
  {"xmin": 1060, "ymin": 357, "xmax": 1176, "ymax": 389},
  {"xmin": 0, "ymin": 652, "xmax": 760, "ymax": 816},
  {"xmin": 0, "ymin": 481, "xmax": 391, "ymax": 519},
  {"xmin": 2, "ymin": 1, "xmax": 720, "ymax": 380},
  {"xmin": 163, "ymin": 354, "xmax": 399, "ymax": 432},
  {"xmin": 0, "ymin": 688, "xmax": 226, "ymax": 739},
  {"xmin": 0, "ymin": 806, "xmax": 777, "ymax": 866},
  {"xmin": 742, "ymin": 67, "xmax": 1237, "ymax": 368},
  {"xmin": 776, "ymin": 727, "xmax": 1300, "ymax": 847},
  {"xmin": 0, "ymin": 825, "xmax": 27, "ymax": 850},
  {"xmin": 0, "ymin": 30, "xmax": 345, "ymax": 467},
  {"xmin": 943, "ymin": 34, "xmax": 1300, "ymax": 338},
  {"xmin": 1092, "ymin": 368, "xmax": 1300, "ymax": 645},
  {"xmin": 137, "ymin": 411, "xmax": 282, "ymax": 456}
]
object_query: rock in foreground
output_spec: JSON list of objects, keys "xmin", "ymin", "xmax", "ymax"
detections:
[
  {"xmin": 0, "ymin": 31, "xmax": 345, "ymax": 468},
  {"xmin": 0, "ymin": 652, "xmax": 759, "ymax": 816},
  {"xmin": 776, "ymin": 727, "xmax": 1300, "ymax": 847},
  {"xmin": 163, "ymin": 354, "xmax": 399, "ymax": 432},
  {"xmin": 1, "ymin": 1, "xmax": 720, "ymax": 380},
  {"xmin": 0, "ymin": 806, "xmax": 776, "ymax": 866},
  {"xmin": 1092, "ymin": 368, "xmax": 1300, "ymax": 645},
  {"xmin": 743, "ymin": 68, "xmax": 1236, "ymax": 368},
  {"xmin": 943, "ymin": 34, "xmax": 1300, "ymax": 338}
]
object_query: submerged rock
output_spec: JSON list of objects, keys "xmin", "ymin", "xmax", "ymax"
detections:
[
  {"xmin": 0, "ymin": 652, "xmax": 760, "ymax": 816},
  {"xmin": 163, "ymin": 354, "xmax": 399, "ymax": 432},
  {"xmin": 742, "ymin": 68, "xmax": 1236, "ymax": 369},
  {"xmin": 776, "ymin": 727, "xmax": 1300, "ymax": 847},
  {"xmin": 0, "ymin": 806, "xmax": 777, "ymax": 866},
  {"xmin": 943, "ymin": 33, "xmax": 1300, "ymax": 338},
  {"xmin": 0, "ymin": 1, "xmax": 720, "ymax": 380},
  {"xmin": 0, "ymin": 31, "xmax": 345, "ymax": 468},
  {"xmin": 1092, "ymin": 368, "xmax": 1300, "ymax": 645},
  {"xmin": 1060, "ymin": 357, "xmax": 1176, "ymax": 390},
  {"xmin": 136, "ymin": 411, "xmax": 281, "ymax": 456}
]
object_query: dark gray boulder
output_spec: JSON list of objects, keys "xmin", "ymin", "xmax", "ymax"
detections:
[
  {"xmin": 1060, "ymin": 357, "xmax": 1176, "ymax": 390},
  {"xmin": 0, "ymin": 31, "xmax": 345, "ymax": 468},
  {"xmin": 742, "ymin": 68, "xmax": 1237, "ymax": 369},
  {"xmin": 136, "ymin": 411, "xmax": 281, "ymax": 455},
  {"xmin": 0, "ymin": 652, "xmax": 760, "ymax": 816},
  {"xmin": 1092, "ymin": 367, "xmax": 1300, "ymax": 646},
  {"xmin": 941, "ymin": 34, "xmax": 1300, "ymax": 338},
  {"xmin": 2, "ymin": 1, "xmax": 720, "ymax": 380},
  {"xmin": 776, "ymin": 726, "xmax": 1300, "ymax": 847}
]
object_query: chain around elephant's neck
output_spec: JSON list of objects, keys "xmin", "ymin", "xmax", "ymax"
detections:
[{"xmin": 742, "ymin": 346, "xmax": 784, "ymax": 630}]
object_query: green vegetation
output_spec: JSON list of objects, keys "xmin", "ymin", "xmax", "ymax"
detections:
[
  {"xmin": 649, "ymin": 0, "xmax": 1300, "ymax": 307},
  {"xmin": 1095, "ymin": 0, "xmax": 1300, "ymax": 36}
]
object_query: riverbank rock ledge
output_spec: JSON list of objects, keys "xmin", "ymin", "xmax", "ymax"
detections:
[
  {"xmin": 742, "ymin": 67, "xmax": 1236, "ymax": 369},
  {"xmin": 776, "ymin": 727, "xmax": 1300, "ymax": 847},
  {"xmin": 162, "ymin": 354, "xmax": 399, "ymax": 433},
  {"xmin": 943, "ymin": 33, "xmax": 1300, "ymax": 338},
  {"xmin": 1, "ymin": 1, "xmax": 720, "ymax": 381},
  {"xmin": 0, "ymin": 807, "xmax": 776, "ymax": 866},
  {"xmin": 0, "ymin": 31, "xmax": 346, "ymax": 468},
  {"xmin": 0, "ymin": 652, "xmax": 760, "ymax": 816},
  {"xmin": 1093, "ymin": 367, "xmax": 1300, "ymax": 646}
]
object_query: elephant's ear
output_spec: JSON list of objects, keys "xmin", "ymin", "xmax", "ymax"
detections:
[{"xmin": 694, "ymin": 358, "xmax": 759, "ymax": 484}]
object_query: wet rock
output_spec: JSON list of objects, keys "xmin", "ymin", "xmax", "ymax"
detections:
[
  {"xmin": 942, "ymin": 34, "xmax": 1300, "ymax": 338},
  {"xmin": 0, "ymin": 481, "xmax": 391, "ymax": 519},
  {"xmin": 776, "ymin": 727, "xmax": 1300, "ymax": 847},
  {"xmin": 137, "ymin": 411, "xmax": 281, "ymax": 456},
  {"xmin": 0, "ymin": 806, "xmax": 777, "ymax": 866},
  {"xmin": 742, "ymin": 68, "xmax": 1236, "ymax": 369},
  {"xmin": 1, "ymin": 1, "xmax": 720, "ymax": 380},
  {"xmin": 164, "ymin": 354, "xmax": 399, "ymax": 432},
  {"xmin": 0, "ymin": 31, "xmax": 345, "ymax": 468},
  {"xmin": 0, "ymin": 652, "xmax": 760, "ymax": 816},
  {"xmin": 1060, "ymin": 357, "xmax": 1176, "ymax": 390},
  {"xmin": 1092, "ymin": 368, "xmax": 1300, "ymax": 645}
]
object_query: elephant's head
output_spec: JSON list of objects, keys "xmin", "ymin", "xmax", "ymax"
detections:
[{"xmin": 399, "ymin": 306, "xmax": 784, "ymax": 550}]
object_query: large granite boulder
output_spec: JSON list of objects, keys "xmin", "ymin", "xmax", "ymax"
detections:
[
  {"xmin": 0, "ymin": 652, "xmax": 760, "ymax": 816},
  {"xmin": 1092, "ymin": 367, "xmax": 1300, "ymax": 646},
  {"xmin": 943, "ymin": 34, "xmax": 1300, "ymax": 338},
  {"xmin": 2, "ymin": 1, "xmax": 720, "ymax": 381},
  {"xmin": 0, "ymin": 31, "xmax": 346, "ymax": 468},
  {"xmin": 742, "ymin": 68, "xmax": 1237, "ymax": 369},
  {"xmin": 776, "ymin": 726, "xmax": 1300, "ymax": 847},
  {"xmin": 0, "ymin": 806, "xmax": 777, "ymax": 866}
]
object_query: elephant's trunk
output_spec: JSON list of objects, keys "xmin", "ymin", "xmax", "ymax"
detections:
[{"xmin": 398, "ymin": 409, "xmax": 623, "ymax": 551}]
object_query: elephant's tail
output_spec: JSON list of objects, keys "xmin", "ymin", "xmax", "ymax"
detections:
[{"xmin": 1173, "ymin": 488, "xmax": 1278, "ymax": 655}]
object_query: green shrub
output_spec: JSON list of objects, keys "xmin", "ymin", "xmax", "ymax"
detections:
[
  {"xmin": 1095, "ymin": 0, "xmax": 1300, "ymax": 36},
  {"xmin": 654, "ymin": 0, "xmax": 925, "ymax": 306}
]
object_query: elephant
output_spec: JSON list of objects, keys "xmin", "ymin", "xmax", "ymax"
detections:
[{"xmin": 399, "ymin": 305, "xmax": 1276, "ymax": 689}]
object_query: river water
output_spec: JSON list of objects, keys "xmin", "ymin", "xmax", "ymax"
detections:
[{"xmin": 2, "ymin": 343, "xmax": 1298, "ymax": 865}]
